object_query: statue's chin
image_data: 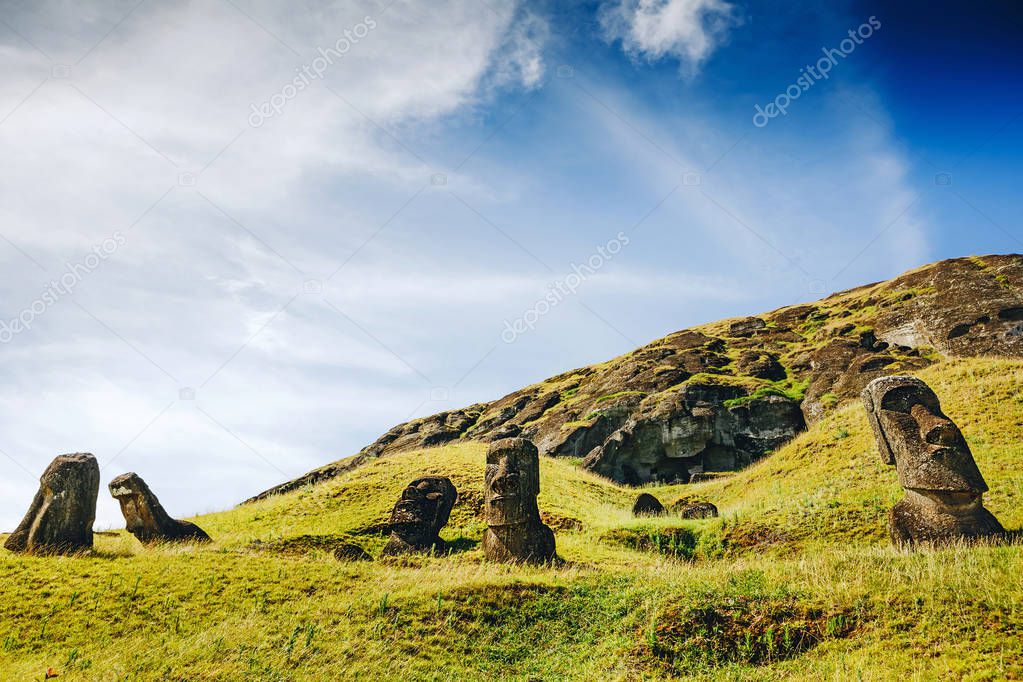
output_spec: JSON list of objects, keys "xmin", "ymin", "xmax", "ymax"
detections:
[
  {"xmin": 487, "ymin": 502, "xmax": 530, "ymax": 526},
  {"xmin": 907, "ymin": 488, "xmax": 982, "ymax": 510}
]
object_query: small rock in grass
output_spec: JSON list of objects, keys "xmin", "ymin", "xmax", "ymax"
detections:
[
  {"xmin": 674, "ymin": 501, "xmax": 719, "ymax": 519},
  {"xmin": 632, "ymin": 493, "xmax": 665, "ymax": 516},
  {"xmin": 333, "ymin": 543, "xmax": 373, "ymax": 562}
]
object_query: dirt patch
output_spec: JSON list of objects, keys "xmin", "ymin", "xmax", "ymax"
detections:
[
  {"xmin": 639, "ymin": 594, "xmax": 859, "ymax": 670},
  {"xmin": 722, "ymin": 522, "xmax": 794, "ymax": 552},
  {"xmin": 541, "ymin": 512, "xmax": 583, "ymax": 532},
  {"xmin": 247, "ymin": 534, "xmax": 370, "ymax": 559}
]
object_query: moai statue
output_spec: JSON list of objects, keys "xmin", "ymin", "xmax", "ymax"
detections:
[
  {"xmin": 5, "ymin": 453, "xmax": 99, "ymax": 555},
  {"xmin": 108, "ymin": 473, "xmax": 211, "ymax": 544},
  {"xmin": 483, "ymin": 438, "xmax": 557, "ymax": 563},
  {"xmin": 862, "ymin": 376, "xmax": 1005, "ymax": 545},
  {"xmin": 380, "ymin": 476, "xmax": 457, "ymax": 556}
]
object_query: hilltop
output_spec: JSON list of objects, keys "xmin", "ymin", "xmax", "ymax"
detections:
[
  {"xmin": 1, "ymin": 357, "xmax": 1022, "ymax": 679},
  {"xmin": 252, "ymin": 254, "xmax": 1023, "ymax": 500}
]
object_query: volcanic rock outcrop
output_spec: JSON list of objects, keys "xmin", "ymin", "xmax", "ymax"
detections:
[
  {"xmin": 862, "ymin": 375, "xmax": 1005, "ymax": 545},
  {"xmin": 380, "ymin": 477, "xmax": 457, "ymax": 556},
  {"xmin": 5, "ymin": 453, "xmax": 99, "ymax": 555},
  {"xmin": 108, "ymin": 473, "xmax": 211, "ymax": 545},
  {"xmin": 482, "ymin": 438, "xmax": 557, "ymax": 564},
  {"xmin": 581, "ymin": 384, "xmax": 805, "ymax": 484},
  {"xmin": 250, "ymin": 255, "xmax": 1023, "ymax": 498}
]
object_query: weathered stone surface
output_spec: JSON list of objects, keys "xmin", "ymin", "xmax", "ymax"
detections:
[
  {"xmin": 736, "ymin": 351, "xmax": 787, "ymax": 381},
  {"xmin": 108, "ymin": 473, "xmax": 211, "ymax": 545},
  {"xmin": 482, "ymin": 439, "xmax": 557, "ymax": 563},
  {"xmin": 862, "ymin": 375, "xmax": 1005, "ymax": 545},
  {"xmin": 5, "ymin": 453, "xmax": 99, "ymax": 555},
  {"xmin": 674, "ymin": 501, "xmax": 719, "ymax": 519},
  {"xmin": 380, "ymin": 477, "xmax": 457, "ymax": 556},
  {"xmin": 253, "ymin": 255, "xmax": 1023, "ymax": 497},
  {"xmin": 632, "ymin": 493, "xmax": 664, "ymax": 516},
  {"xmin": 581, "ymin": 387, "xmax": 804, "ymax": 484},
  {"xmin": 728, "ymin": 317, "xmax": 767, "ymax": 337}
]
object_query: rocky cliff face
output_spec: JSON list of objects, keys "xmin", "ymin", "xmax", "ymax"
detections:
[{"xmin": 248, "ymin": 255, "xmax": 1023, "ymax": 501}]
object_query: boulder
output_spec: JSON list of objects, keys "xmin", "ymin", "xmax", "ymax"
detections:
[
  {"xmin": 674, "ymin": 501, "xmax": 719, "ymax": 519},
  {"xmin": 108, "ymin": 473, "xmax": 211, "ymax": 544},
  {"xmin": 862, "ymin": 375, "xmax": 1005, "ymax": 546},
  {"xmin": 632, "ymin": 493, "xmax": 664, "ymax": 516},
  {"xmin": 380, "ymin": 477, "xmax": 457, "ymax": 556},
  {"xmin": 728, "ymin": 317, "xmax": 767, "ymax": 337},
  {"xmin": 482, "ymin": 438, "xmax": 557, "ymax": 563},
  {"xmin": 5, "ymin": 453, "xmax": 99, "ymax": 555}
]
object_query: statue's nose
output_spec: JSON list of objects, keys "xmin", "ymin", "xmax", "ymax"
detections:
[
  {"xmin": 911, "ymin": 403, "xmax": 960, "ymax": 447},
  {"xmin": 923, "ymin": 420, "xmax": 959, "ymax": 447},
  {"xmin": 494, "ymin": 472, "xmax": 519, "ymax": 493}
]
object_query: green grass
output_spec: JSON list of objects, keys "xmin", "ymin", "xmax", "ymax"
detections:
[
  {"xmin": 594, "ymin": 390, "xmax": 647, "ymax": 404},
  {"xmin": 2, "ymin": 357, "xmax": 1023, "ymax": 680},
  {"xmin": 721, "ymin": 378, "xmax": 809, "ymax": 408}
]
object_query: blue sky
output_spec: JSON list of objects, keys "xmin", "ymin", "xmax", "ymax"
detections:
[{"xmin": 0, "ymin": 0, "xmax": 1019, "ymax": 528}]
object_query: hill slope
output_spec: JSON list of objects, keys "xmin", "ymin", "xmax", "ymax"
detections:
[
  {"xmin": 252, "ymin": 254, "xmax": 1023, "ymax": 500},
  {"xmin": 2, "ymin": 358, "xmax": 1022, "ymax": 680}
]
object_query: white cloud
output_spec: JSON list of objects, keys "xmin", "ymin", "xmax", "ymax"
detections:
[
  {"xmin": 0, "ymin": 0, "xmax": 553, "ymax": 529},
  {"xmin": 600, "ymin": 0, "xmax": 740, "ymax": 74},
  {"xmin": 488, "ymin": 8, "xmax": 549, "ymax": 90}
]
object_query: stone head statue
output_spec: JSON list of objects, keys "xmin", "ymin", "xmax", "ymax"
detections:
[
  {"xmin": 5, "ymin": 453, "xmax": 99, "ymax": 555},
  {"xmin": 863, "ymin": 375, "xmax": 988, "ymax": 495},
  {"xmin": 862, "ymin": 376, "xmax": 1004, "ymax": 545},
  {"xmin": 485, "ymin": 438, "xmax": 542, "ymax": 527},
  {"xmin": 483, "ymin": 438, "xmax": 557, "ymax": 563},
  {"xmin": 109, "ymin": 472, "xmax": 210, "ymax": 545},
  {"xmin": 381, "ymin": 476, "xmax": 456, "ymax": 555}
]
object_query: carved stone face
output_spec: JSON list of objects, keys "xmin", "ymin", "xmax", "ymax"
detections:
[
  {"xmin": 862, "ymin": 376, "xmax": 987, "ymax": 495},
  {"xmin": 389, "ymin": 477, "xmax": 456, "ymax": 543},
  {"xmin": 109, "ymin": 473, "xmax": 170, "ymax": 534},
  {"xmin": 4, "ymin": 452, "xmax": 99, "ymax": 555},
  {"xmin": 108, "ymin": 471, "xmax": 211, "ymax": 544},
  {"xmin": 485, "ymin": 439, "xmax": 540, "ymax": 526}
]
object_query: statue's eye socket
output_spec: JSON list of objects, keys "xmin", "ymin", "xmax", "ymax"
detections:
[{"xmin": 881, "ymin": 386, "xmax": 941, "ymax": 414}]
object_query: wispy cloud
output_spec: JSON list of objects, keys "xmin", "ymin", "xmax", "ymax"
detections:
[
  {"xmin": 0, "ymin": 0, "xmax": 551, "ymax": 529},
  {"xmin": 600, "ymin": 0, "xmax": 741, "ymax": 75}
]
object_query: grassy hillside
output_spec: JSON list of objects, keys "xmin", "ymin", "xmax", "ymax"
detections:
[{"xmin": 1, "ymin": 358, "xmax": 1022, "ymax": 680}]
